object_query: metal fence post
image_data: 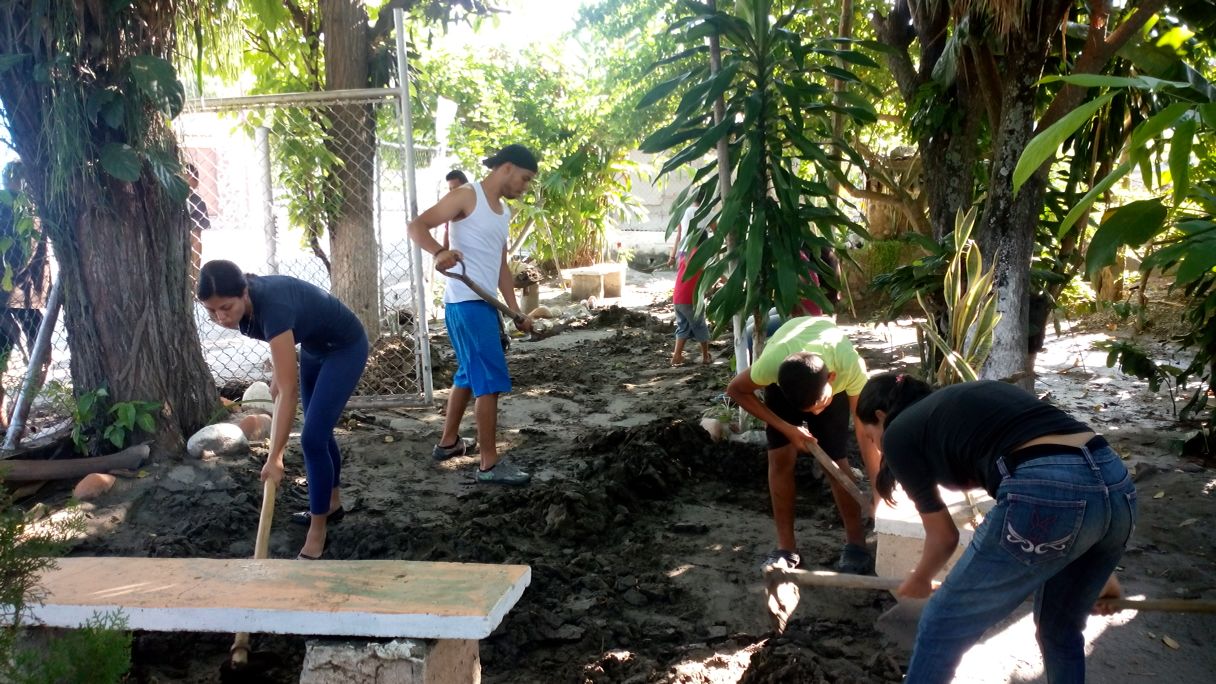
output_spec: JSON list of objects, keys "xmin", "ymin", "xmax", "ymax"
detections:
[
  {"xmin": 256, "ymin": 126, "xmax": 278, "ymax": 274},
  {"xmin": 3, "ymin": 277, "xmax": 63, "ymax": 451},
  {"xmin": 395, "ymin": 8, "xmax": 433, "ymax": 404}
]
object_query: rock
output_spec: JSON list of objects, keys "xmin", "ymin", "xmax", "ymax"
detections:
[
  {"xmin": 187, "ymin": 423, "xmax": 249, "ymax": 459},
  {"xmin": 241, "ymin": 381, "xmax": 273, "ymax": 414},
  {"xmin": 622, "ymin": 589, "xmax": 648, "ymax": 607},
  {"xmin": 671, "ymin": 522, "xmax": 709, "ymax": 535},
  {"xmin": 238, "ymin": 413, "xmax": 272, "ymax": 442},
  {"xmin": 167, "ymin": 465, "xmax": 197, "ymax": 486},
  {"xmin": 1178, "ymin": 462, "xmax": 1204, "ymax": 473},
  {"xmin": 700, "ymin": 417, "xmax": 724, "ymax": 442},
  {"xmin": 529, "ymin": 305, "xmax": 554, "ymax": 319},
  {"xmin": 387, "ymin": 418, "xmax": 412, "ymax": 432},
  {"xmin": 72, "ymin": 473, "xmax": 116, "ymax": 500},
  {"xmin": 553, "ymin": 624, "xmax": 585, "ymax": 642}
]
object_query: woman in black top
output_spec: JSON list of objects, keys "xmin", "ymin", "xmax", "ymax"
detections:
[
  {"xmin": 857, "ymin": 373, "xmax": 1136, "ymax": 684},
  {"xmin": 198, "ymin": 260, "xmax": 369, "ymax": 560}
]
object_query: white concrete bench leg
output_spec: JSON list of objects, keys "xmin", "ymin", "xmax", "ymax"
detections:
[{"xmin": 300, "ymin": 638, "xmax": 480, "ymax": 684}]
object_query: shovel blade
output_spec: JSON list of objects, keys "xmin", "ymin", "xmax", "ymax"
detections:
[
  {"xmin": 876, "ymin": 598, "xmax": 926, "ymax": 651},
  {"xmin": 765, "ymin": 578, "xmax": 801, "ymax": 634}
]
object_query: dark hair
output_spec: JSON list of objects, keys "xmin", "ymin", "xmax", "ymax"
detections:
[
  {"xmin": 197, "ymin": 260, "xmax": 249, "ymax": 300},
  {"xmin": 482, "ymin": 144, "xmax": 539, "ymax": 173},
  {"xmin": 445, "ymin": 169, "xmax": 468, "ymax": 184},
  {"xmin": 857, "ymin": 372, "xmax": 934, "ymax": 504},
  {"xmin": 776, "ymin": 352, "xmax": 830, "ymax": 409}
]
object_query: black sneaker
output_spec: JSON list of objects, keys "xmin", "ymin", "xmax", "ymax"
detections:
[
  {"xmin": 836, "ymin": 543, "xmax": 874, "ymax": 574},
  {"xmin": 760, "ymin": 549, "xmax": 802, "ymax": 571},
  {"xmin": 432, "ymin": 436, "xmax": 477, "ymax": 461}
]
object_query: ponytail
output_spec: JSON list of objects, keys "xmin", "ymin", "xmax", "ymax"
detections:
[{"xmin": 857, "ymin": 372, "xmax": 934, "ymax": 505}]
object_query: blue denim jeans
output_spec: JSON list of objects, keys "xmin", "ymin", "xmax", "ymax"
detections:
[{"xmin": 905, "ymin": 441, "xmax": 1137, "ymax": 683}]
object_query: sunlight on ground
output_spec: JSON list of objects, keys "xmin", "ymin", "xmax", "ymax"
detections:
[
  {"xmin": 954, "ymin": 601, "xmax": 1136, "ymax": 683},
  {"xmin": 667, "ymin": 640, "xmax": 769, "ymax": 683}
]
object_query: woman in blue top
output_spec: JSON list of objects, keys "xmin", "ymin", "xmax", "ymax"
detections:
[{"xmin": 198, "ymin": 260, "xmax": 369, "ymax": 560}]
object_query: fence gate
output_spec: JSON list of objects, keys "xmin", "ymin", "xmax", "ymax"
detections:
[{"xmin": 177, "ymin": 89, "xmax": 436, "ymax": 407}]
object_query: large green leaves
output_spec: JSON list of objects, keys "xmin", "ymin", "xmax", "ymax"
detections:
[
  {"xmin": 1013, "ymin": 93, "xmax": 1114, "ymax": 193},
  {"xmin": 127, "ymin": 55, "xmax": 184, "ymax": 117},
  {"xmin": 1085, "ymin": 199, "xmax": 1169, "ymax": 278},
  {"xmin": 98, "ymin": 143, "xmax": 141, "ymax": 182},
  {"xmin": 641, "ymin": 0, "xmax": 875, "ymax": 334}
]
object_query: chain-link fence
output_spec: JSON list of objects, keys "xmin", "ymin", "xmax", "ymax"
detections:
[
  {"xmin": 0, "ymin": 88, "xmax": 443, "ymax": 429},
  {"xmin": 177, "ymin": 89, "xmax": 439, "ymax": 407}
]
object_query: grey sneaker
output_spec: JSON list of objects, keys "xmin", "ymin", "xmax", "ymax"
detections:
[
  {"xmin": 475, "ymin": 460, "xmax": 531, "ymax": 486},
  {"xmin": 836, "ymin": 543, "xmax": 874, "ymax": 575},
  {"xmin": 432, "ymin": 436, "xmax": 477, "ymax": 461},
  {"xmin": 760, "ymin": 549, "xmax": 802, "ymax": 572}
]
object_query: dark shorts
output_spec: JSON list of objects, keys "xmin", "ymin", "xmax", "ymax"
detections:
[{"xmin": 763, "ymin": 386, "xmax": 850, "ymax": 460}]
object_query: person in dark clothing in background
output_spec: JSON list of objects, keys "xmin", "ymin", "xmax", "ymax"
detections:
[{"xmin": 0, "ymin": 161, "xmax": 52, "ymax": 429}]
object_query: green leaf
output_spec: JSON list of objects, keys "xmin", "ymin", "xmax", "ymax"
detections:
[
  {"xmin": 1085, "ymin": 199, "xmax": 1168, "ymax": 278},
  {"xmin": 145, "ymin": 150, "xmax": 189, "ymax": 204},
  {"xmin": 637, "ymin": 70, "xmax": 693, "ymax": 110},
  {"xmin": 127, "ymin": 55, "xmax": 185, "ymax": 117},
  {"xmin": 1056, "ymin": 156, "xmax": 1136, "ymax": 239},
  {"xmin": 1129, "ymin": 102, "xmax": 1190, "ymax": 150},
  {"xmin": 106, "ymin": 427, "xmax": 126, "ymax": 449},
  {"xmin": 137, "ymin": 412, "xmax": 156, "ymax": 433},
  {"xmin": 1169, "ymin": 117, "xmax": 1197, "ymax": 205},
  {"xmin": 99, "ymin": 143, "xmax": 142, "ymax": 182},
  {"xmin": 1014, "ymin": 93, "xmax": 1115, "ymax": 193},
  {"xmin": 1039, "ymin": 74, "xmax": 1148, "ymax": 89},
  {"xmin": 1176, "ymin": 241, "xmax": 1216, "ymax": 284},
  {"xmin": 0, "ymin": 53, "xmax": 28, "ymax": 74}
]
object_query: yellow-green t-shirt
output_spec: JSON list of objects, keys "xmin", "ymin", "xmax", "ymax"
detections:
[{"xmin": 749, "ymin": 317, "xmax": 867, "ymax": 396}]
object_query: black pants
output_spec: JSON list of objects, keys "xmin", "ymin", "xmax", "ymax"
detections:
[{"xmin": 762, "ymin": 385, "xmax": 850, "ymax": 461}]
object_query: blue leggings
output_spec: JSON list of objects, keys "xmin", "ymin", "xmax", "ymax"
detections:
[{"xmin": 299, "ymin": 335, "xmax": 369, "ymax": 515}]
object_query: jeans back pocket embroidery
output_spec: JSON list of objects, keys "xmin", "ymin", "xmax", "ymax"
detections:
[{"xmin": 999, "ymin": 494, "xmax": 1086, "ymax": 566}]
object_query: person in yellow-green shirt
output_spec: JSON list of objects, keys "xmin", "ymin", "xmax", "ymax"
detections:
[{"xmin": 726, "ymin": 316, "xmax": 881, "ymax": 574}]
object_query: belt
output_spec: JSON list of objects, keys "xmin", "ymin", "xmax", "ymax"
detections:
[{"xmin": 1002, "ymin": 435, "xmax": 1108, "ymax": 473}]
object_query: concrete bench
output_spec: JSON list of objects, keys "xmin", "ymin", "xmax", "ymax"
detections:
[
  {"xmin": 565, "ymin": 263, "xmax": 626, "ymax": 300},
  {"xmin": 27, "ymin": 557, "xmax": 531, "ymax": 683},
  {"xmin": 876, "ymin": 486, "xmax": 995, "ymax": 580}
]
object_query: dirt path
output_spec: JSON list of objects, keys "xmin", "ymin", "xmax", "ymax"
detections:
[{"xmin": 44, "ymin": 275, "xmax": 1216, "ymax": 683}]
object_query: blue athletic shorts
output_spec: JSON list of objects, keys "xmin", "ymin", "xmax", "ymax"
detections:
[{"xmin": 446, "ymin": 300, "xmax": 512, "ymax": 397}]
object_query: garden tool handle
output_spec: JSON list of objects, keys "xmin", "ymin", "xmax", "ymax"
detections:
[
  {"xmin": 805, "ymin": 441, "xmax": 870, "ymax": 514},
  {"xmin": 438, "ymin": 261, "xmax": 526, "ymax": 324},
  {"xmin": 231, "ymin": 477, "xmax": 277, "ymax": 664},
  {"xmin": 766, "ymin": 567, "xmax": 941, "ymax": 593},
  {"xmin": 1097, "ymin": 597, "xmax": 1216, "ymax": 614}
]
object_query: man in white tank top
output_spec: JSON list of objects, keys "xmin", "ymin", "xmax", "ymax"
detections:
[{"xmin": 408, "ymin": 144, "xmax": 538, "ymax": 486}]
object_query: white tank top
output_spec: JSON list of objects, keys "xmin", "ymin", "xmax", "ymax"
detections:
[{"xmin": 445, "ymin": 181, "xmax": 510, "ymax": 304}]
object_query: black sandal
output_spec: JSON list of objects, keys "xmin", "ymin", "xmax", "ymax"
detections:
[{"xmin": 289, "ymin": 506, "xmax": 346, "ymax": 526}]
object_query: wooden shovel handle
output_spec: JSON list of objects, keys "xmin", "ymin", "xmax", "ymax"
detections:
[
  {"xmin": 1098, "ymin": 597, "xmax": 1216, "ymax": 614},
  {"xmin": 770, "ymin": 569, "xmax": 1216, "ymax": 614},
  {"xmin": 231, "ymin": 478, "xmax": 278, "ymax": 663},
  {"xmin": 805, "ymin": 442, "xmax": 870, "ymax": 513},
  {"xmin": 766, "ymin": 568, "xmax": 939, "ymax": 592}
]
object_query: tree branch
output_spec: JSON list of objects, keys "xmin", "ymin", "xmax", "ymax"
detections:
[
  {"xmin": 1037, "ymin": 0, "xmax": 1166, "ymax": 132},
  {"xmin": 871, "ymin": 5, "xmax": 920, "ymax": 102}
]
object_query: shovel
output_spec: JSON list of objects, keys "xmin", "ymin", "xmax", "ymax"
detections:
[
  {"xmin": 229, "ymin": 477, "xmax": 277, "ymax": 667},
  {"xmin": 764, "ymin": 566, "xmax": 1216, "ymax": 649},
  {"xmin": 438, "ymin": 260, "xmax": 550, "ymax": 340},
  {"xmin": 803, "ymin": 441, "xmax": 869, "ymax": 515},
  {"xmin": 762, "ymin": 566, "xmax": 935, "ymax": 643}
]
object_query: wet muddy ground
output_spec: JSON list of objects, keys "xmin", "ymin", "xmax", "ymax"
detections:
[{"xmin": 29, "ymin": 284, "xmax": 1216, "ymax": 683}]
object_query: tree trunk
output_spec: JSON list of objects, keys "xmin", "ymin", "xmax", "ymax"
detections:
[
  {"xmin": 59, "ymin": 179, "xmax": 217, "ymax": 453},
  {"xmin": 321, "ymin": 0, "xmax": 380, "ymax": 338},
  {"xmin": 978, "ymin": 46, "xmax": 1053, "ymax": 388},
  {"xmin": 0, "ymin": 5, "xmax": 217, "ymax": 457}
]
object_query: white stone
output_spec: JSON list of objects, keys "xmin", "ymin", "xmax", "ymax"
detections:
[
  {"xmin": 241, "ymin": 381, "xmax": 274, "ymax": 414},
  {"xmin": 299, "ymin": 638, "xmax": 479, "ymax": 684},
  {"xmin": 186, "ymin": 423, "xmax": 249, "ymax": 459}
]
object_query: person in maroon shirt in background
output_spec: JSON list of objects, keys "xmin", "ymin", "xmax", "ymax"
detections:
[
  {"xmin": 745, "ymin": 245, "xmax": 840, "ymax": 356},
  {"xmin": 672, "ymin": 234, "xmax": 712, "ymax": 365}
]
